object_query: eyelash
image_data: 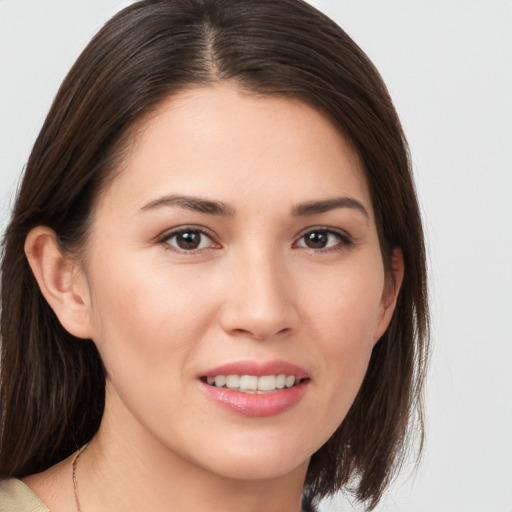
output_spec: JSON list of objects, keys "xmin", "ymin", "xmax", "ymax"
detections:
[
  {"xmin": 158, "ymin": 226, "xmax": 219, "ymax": 253},
  {"xmin": 158, "ymin": 226, "xmax": 353, "ymax": 254},
  {"xmin": 293, "ymin": 227, "xmax": 354, "ymax": 253}
]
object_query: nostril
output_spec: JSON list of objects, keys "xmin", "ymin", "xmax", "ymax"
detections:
[
  {"xmin": 218, "ymin": 292, "xmax": 298, "ymax": 340},
  {"xmin": 232, "ymin": 326, "xmax": 292, "ymax": 341}
]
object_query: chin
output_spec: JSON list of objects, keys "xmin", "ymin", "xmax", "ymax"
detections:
[
  {"xmin": 185, "ymin": 432, "xmax": 314, "ymax": 482},
  {"xmin": 207, "ymin": 454, "xmax": 310, "ymax": 482}
]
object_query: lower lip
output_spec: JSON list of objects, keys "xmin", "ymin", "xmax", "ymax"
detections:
[{"xmin": 200, "ymin": 380, "xmax": 308, "ymax": 417}]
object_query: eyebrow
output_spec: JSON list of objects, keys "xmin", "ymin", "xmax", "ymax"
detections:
[
  {"xmin": 139, "ymin": 194, "xmax": 235, "ymax": 216},
  {"xmin": 139, "ymin": 194, "xmax": 369, "ymax": 219},
  {"xmin": 292, "ymin": 197, "xmax": 369, "ymax": 218}
]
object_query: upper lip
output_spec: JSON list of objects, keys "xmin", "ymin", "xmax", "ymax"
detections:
[{"xmin": 199, "ymin": 360, "xmax": 309, "ymax": 380}]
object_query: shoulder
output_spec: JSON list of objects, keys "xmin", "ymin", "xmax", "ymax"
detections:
[{"xmin": 0, "ymin": 479, "xmax": 50, "ymax": 512}]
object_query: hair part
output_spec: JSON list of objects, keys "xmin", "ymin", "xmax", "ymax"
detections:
[{"xmin": 1, "ymin": 1, "xmax": 429, "ymax": 509}]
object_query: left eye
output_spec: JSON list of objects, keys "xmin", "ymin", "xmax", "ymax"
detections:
[
  {"xmin": 295, "ymin": 229, "xmax": 349, "ymax": 250},
  {"xmin": 162, "ymin": 229, "xmax": 217, "ymax": 252}
]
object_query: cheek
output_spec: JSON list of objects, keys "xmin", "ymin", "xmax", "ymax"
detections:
[
  {"xmin": 305, "ymin": 265, "xmax": 385, "ymax": 419},
  {"xmin": 308, "ymin": 261, "xmax": 385, "ymax": 346},
  {"xmin": 86, "ymin": 257, "xmax": 218, "ymax": 379}
]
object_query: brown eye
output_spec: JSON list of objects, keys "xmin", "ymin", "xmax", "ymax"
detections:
[
  {"xmin": 175, "ymin": 231, "xmax": 202, "ymax": 250},
  {"xmin": 162, "ymin": 228, "xmax": 217, "ymax": 252},
  {"xmin": 295, "ymin": 229, "xmax": 351, "ymax": 251},
  {"xmin": 304, "ymin": 231, "xmax": 329, "ymax": 249}
]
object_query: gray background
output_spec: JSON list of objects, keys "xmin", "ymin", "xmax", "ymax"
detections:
[{"xmin": 1, "ymin": 1, "xmax": 511, "ymax": 511}]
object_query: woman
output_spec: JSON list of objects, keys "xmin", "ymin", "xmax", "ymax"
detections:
[{"xmin": 0, "ymin": 1, "xmax": 429, "ymax": 511}]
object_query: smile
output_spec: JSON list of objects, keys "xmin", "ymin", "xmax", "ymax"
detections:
[
  {"xmin": 199, "ymin": 361, "xmax": 310, "ymax": 417},
  {"xmin": 201, "ymin": 374, "xmax": 303, "ymax": 393}
]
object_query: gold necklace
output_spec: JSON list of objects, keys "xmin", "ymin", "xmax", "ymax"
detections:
[
  {"xmin": 72, "ymin": 445, "xmax": 88, "ymax": 512},
  {"xmin": 71, "ymin": 444, "xmax": 309, "ymax": 512}
]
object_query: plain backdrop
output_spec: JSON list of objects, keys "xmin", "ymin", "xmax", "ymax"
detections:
[{"xmin": 1, "ymin": 1, "xmax": 511, "ymax": 511}]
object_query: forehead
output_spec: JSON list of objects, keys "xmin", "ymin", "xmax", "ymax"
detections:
[{"xmin": 100, "ymin": 85, "xmax": 372, "ymax": 216}]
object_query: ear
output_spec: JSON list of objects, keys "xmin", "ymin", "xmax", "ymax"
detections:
[
  {"xmin": 373, "ymin": 248, "xmax": 404, "ymax": 342},
  {"xmin": 24, "ymin": 226, "xmax": 94, "ymax": 339}
]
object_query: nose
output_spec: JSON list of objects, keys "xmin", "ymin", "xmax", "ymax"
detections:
[{"xmin": 218, "ymin": 247, "xmax": 298, "ymax": 341}]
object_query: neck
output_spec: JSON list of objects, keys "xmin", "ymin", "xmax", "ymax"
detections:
[{"xmin": 77, "ymin": 389, "xmax": 309, "ymax": 512}]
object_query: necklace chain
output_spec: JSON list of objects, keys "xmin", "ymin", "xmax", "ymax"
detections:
[
  {"xmin": 72, "ymin": 445, "xmax": 88, "ymax": 512},
  {"xmin": 71, "ymin": 443, "xmax": 309, "ymax": 512}
]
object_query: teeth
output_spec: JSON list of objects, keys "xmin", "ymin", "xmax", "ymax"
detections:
[
  {"xmin": 285, "ymin": 375, "xmax": 296, "ymax": 388},
  {"xmin": 214, "ymin": 375, "xmax": 226, "ymax": 388},
  {"xmin": 225, "ymin": 375, "xmax": 240, "ymax": 389},
  {"xmin": 258, "ymin": 375, "xmax": 276, "ymax": 391},
  {"xmin": 239, "ymin": 375, "xmax": 258, "ymax": 391},
  {"xmin": 205, "ymin": 374, "xmax": 300, "ymax": 393}
]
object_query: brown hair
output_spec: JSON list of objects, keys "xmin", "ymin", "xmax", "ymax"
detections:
[{"xmin": 0, "ymin": 0, "xmax": 429, "ymax": 509}]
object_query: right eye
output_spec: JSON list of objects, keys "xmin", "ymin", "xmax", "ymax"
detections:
[
  {"xmin": 160, "ymin": 227, "xmax": 219, "ymax": 253},
  {"xmin": 294, "ymin": 227, "xmax": 353, "ymax": 252}
]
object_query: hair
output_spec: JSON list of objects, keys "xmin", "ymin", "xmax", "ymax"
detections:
[{"xmin": 0, "ymin": 0, "xmax": 429, "ymax": 509}]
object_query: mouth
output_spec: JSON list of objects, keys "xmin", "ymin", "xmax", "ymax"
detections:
[
  {"xmin": 200, "ymin": 374, "xmax": 309, "ymax": 394},
  {"xmin": 198, "ymin": 361, "xmax": 310, "ymax": 417}
]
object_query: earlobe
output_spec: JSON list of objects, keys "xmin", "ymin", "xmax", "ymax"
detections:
[
  {"xmin": 24, "ymin": 226, "xmax": 94, "ymax": 339},
  {"xmin": 373, "ymin": 248, "xmax": 404, "ymax": 342}
]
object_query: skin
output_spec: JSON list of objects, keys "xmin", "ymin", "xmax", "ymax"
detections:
[{"xmin": 24, "ymin": 85, "xmax": 403, "ymax": 512}]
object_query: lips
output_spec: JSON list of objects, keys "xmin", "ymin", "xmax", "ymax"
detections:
[
  {"xmin": 199, "ymin": 360, "xmax": 310, "ymax": 417},
  {"xmin": 203, "ymin": 374, "xmax": 299, "ymax": 393}
]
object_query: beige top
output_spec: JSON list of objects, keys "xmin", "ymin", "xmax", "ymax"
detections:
[
  {"xmin": 0, "ymin": 477, "xmax": 319, "ymax": 512},
  {"xmin": 0, "ymin": 479, "xmax": 50, "ymax": 512}
]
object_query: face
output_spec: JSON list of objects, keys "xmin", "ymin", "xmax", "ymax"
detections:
[{"xmin": 77, "ymin": 85, "xmax": 399, "ymax": 482}]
